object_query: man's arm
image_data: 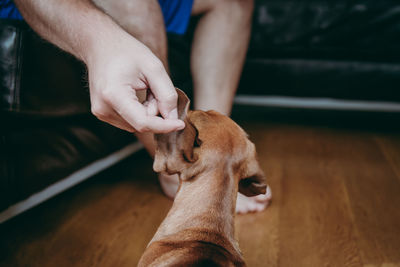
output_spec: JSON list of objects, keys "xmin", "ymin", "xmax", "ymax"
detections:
[
  {"xmin": 14, "ymin": 0, "xmax": 114, "ymax": 63},
  {"xmin": 14, "ymin": 0, "xmax": 185, "ymax": 133}
]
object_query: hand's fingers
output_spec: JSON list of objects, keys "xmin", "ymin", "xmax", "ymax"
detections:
[
  {"xmin": 114, "ymin": 87, "xmax": 184, "ymax": 133},
  {"xmin": 107, "ymin": 110, "xmax": 137, "ymax": 133},
  {"xmin": 92, "ymin": 104, "xmax": 136, "ymax": 133},
  {"xmin": 145, "ymin": 62, "xmax": 178, "ymax": 120},
  {"xmin": 144, "ymin": 90, "xmax": 158, "ymax": 116},
  {"xmin": 107, "ymin": 118, "xmax": 136, "ymax": 133},
  {"xmin": 146, "ymin": 89, "xmax": 155, "ymax": 102},
  {"xmin": 125, "ymin": 101, "xmax": 184, "ymax": 133},
  {"xmin": 144, "ymin": 116, "xmax": 186, "ymax": 133},
  {"xmin": 145, "ymin": 97, "xmax": 158, "ymax": 117}
]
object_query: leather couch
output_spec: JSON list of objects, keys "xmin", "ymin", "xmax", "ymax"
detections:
[
  {"xmin": 1, "ymin": 0, "xmax": 399, "ymax": 222},
  {"xmin": 237, "ymin": 0, "xmax": 400, "ymax": 110}
]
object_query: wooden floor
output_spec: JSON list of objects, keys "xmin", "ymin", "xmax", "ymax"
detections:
[{"xmin": 1, "ymin": 120, "xmax": 400, "ymax": 267}]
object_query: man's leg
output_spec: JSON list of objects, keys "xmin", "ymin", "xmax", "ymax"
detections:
[
  {"xmin": 191, "ymin": 0, "xmax": 252, "ymax": 115},
  {"xmin": 191, "ymin": 0, "xmax": 272, "ymax": 213}
]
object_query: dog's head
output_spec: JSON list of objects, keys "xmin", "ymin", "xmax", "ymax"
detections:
[{"xmin": 153, "ymin": 89, "xmax": 267, "ymax": 196}]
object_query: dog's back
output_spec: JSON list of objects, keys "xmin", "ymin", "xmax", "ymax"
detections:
[{"xmin": 138, "ymin": 229, "xmax": 246, "ymax": 267}]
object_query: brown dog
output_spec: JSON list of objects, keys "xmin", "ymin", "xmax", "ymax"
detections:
[{"xmin": 138, "ymin": 89, "xmax": 267, "ymax": 267}]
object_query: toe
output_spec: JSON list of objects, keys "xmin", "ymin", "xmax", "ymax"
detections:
[
  {"xmin": 236, "ymin": 189, "xmax": 272, "ymax": 214},
  {"xmin": 266, "ymin": 185, "xmax": 272, "ymax": 199},
  {"xmin": 255, "ymin": 185, "xmax": 272, "ymax": 203}
]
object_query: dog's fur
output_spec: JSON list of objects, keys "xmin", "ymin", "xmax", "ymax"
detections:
[{"xmin": 138, "ymin": 89, "xmax": 267, "ymax": 267}]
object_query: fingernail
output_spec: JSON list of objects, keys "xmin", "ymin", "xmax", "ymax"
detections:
[{"xmin": 168, "ymin": 108, "xmax": 178, "ymax": 120}]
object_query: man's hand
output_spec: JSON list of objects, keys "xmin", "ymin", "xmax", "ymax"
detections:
[
  {"xmin": 14, "ymin": 0, "xmax": 184, "ymax": 134},
  {"xmin": 87, "ymin": 33, "xmax": 185, "ymax": 133}
]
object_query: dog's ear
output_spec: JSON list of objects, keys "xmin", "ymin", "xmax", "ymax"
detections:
[
  {"xmin": 238, "ymin": 157, "xmax": 267, "ymax": 197},
  {"xmin": 153, "ymin": 89, "xmax": 198, "ymax": 175}
]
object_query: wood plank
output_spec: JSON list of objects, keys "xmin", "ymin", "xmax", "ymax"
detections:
[
  {"xmin": 375, "ymin": 135, "xmax": 400, "ymax": 182},
  {"xmin": 322, "ymin": 132, "xmax": 400, "ymax": 265},
  {"xmin": 236, "ymin": 123, "xmax": 282, "ymax": 267},
  {"xmin": 274, "ymin": 126, "xmax": 362, "ymax": 267}
]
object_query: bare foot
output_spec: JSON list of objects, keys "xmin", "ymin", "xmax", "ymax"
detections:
[
  {"xmin": 158, "ymin": 174, "xmax": 272, "ymax": 214},
  {"xmin": 235, "ymin": 186, "xmax": 272, "ymax": 214},
  {"xmin": 158, "ymin": 173, "xmax": 180, "ymax": 199}
]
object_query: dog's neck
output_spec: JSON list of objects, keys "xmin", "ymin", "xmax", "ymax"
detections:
[{"xmin": 150, "ymin": 166, "xmax": 239, "ymax": 248}]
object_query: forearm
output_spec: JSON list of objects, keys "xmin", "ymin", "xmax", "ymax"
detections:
[
  {"xmin": 14, "ymin": 0, "xmax": 129, "ymax": 65},
  {"xmin": 14, "ymin": 0, "xmax": 182, "ymax": 133}
]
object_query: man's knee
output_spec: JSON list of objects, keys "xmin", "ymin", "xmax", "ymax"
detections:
[
  {"xmin": 219, "ymin": 0, "xmax": 254, "ymax": 24},
  {"xmin": 194, "ymin": 0, "xmax": 254, "ymax": 20},
  {"xmin": 93, "ymin": 0, "xmax": 163, "ymax": 29},
  {"xmin": 226, "ymin": 0, "xmax": 254, "ymax": 14}
]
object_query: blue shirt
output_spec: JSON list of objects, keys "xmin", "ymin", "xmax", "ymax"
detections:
[{"xmin": 0, "ymin": 0, "xmax": 193, "ymax": 35}]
